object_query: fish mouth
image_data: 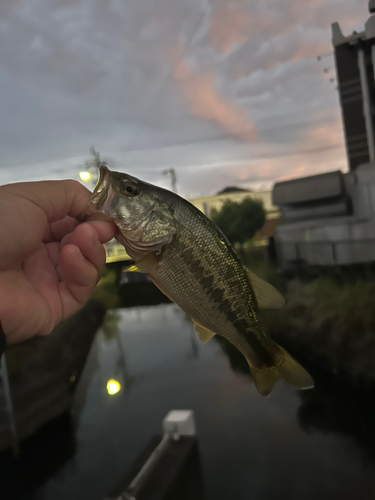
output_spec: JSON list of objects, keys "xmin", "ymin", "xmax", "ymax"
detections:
[{"xmin": 90, "ymin": 165, "xmax": 111, "ymax": 210}]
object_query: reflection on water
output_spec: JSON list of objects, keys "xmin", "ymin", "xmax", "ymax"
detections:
[
  {"xmin": 0, "ymin": 414, "xmax": 76, "ymax": 500},
  {"xmin": 2, "ymin": 302, "xmax": 375, "ymax": 499},
  {"xmin": 298, "ymin": 368, "xmax": 375, "ymax": 462}
]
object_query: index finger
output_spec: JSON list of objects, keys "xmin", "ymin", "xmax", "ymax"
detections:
[
  {"xmin": 1, "ymin": 179, "xmax": 95, "ymax": 223},
  {"xmin": 43, "ymin": 216, "xmax": 80, "ymax": 243}
]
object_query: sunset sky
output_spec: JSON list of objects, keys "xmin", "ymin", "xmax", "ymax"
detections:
[{"xmin": 0, "ymin": 0, "xmax": 369, "ymax": 197}]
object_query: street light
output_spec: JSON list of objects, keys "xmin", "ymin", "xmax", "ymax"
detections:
[
  {"xmin": 79, "ymin": 171, "xmax": 92, "ymax": 182},
  {"xmin": 107, "ymin": 379, "xmax": 121, "ymax": 395}
]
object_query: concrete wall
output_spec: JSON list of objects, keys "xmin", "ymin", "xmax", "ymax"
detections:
[{"xmin": 274, "ymin": 163, "xmax": 375, "ymax": 268}]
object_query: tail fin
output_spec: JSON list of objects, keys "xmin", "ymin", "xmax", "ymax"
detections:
[{"xmin": 249, "ymin": 346, "xmax": 314, "ymax": 397}]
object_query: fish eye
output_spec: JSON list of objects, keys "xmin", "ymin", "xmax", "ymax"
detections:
[{"xmin": 121, "ymin": 181, "xmax": 139, "ymax": 197}]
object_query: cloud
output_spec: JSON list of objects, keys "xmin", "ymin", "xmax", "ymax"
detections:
[
  {"xmin": 0, "ymin": 0, "xmax": 368, "ymax": 196},
  {"xmin": 303, "ymin": 122, "xmax": 345, "ymax": 148},
  {"xmin": 173, "ymin": 59, "xmax": 257, "ymax": 141},
  {"xmin": 207, "ymin": 0, "xmax": 278, "ymax": 55}
]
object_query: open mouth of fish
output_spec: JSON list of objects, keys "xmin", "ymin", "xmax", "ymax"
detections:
[{"xmin": 90, "ymin": 165, "xmax": 111, "ymax": 210}]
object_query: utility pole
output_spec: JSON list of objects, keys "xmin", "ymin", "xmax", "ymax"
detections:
[{"xmin": 163, "ymin": 168, "xmax": 178, "ymax": 193}]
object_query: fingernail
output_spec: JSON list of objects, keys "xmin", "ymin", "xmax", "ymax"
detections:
[
  {"xmin": 69, "ymin": 245, "xmax": 85, "ymax": 260},
  {"xmin": 73, "ymin": 245, "xmax": 85, "ymax": 260},
  {"xmin": 92, "ymin": 233, "xmax": 101, "ymax": 249}
]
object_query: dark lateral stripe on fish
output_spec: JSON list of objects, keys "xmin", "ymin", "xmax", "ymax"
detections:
[
  {"xmin": 179, "ymin": 249, "xmax": 229, "ymax": 308},
  {"xmin": 179, "ymin": 249, "xmax": 275, "ymax": 367},
  {"xmin": 200, "ymin": 275, "xmax": 214, "ymax": 289}
]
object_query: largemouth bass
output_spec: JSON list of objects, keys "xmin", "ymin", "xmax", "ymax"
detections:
[{"xmin": 91, "ymin": 165, "xmax": 313, "ymax": 396}]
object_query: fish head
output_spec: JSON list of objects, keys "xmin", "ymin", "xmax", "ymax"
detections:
[{"xmin": 90, "ymin": 165, "xmax": 177, "ymax": 257}]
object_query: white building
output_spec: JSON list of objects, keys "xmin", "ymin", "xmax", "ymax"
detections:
[{"xmin": 273, "ymin": 4, "xmax": 375, "ymax": 269}]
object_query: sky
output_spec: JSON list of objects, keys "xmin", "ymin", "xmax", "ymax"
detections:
[{"xmin": 0, "ymin": 0, "xmax": 369, "ymax": 197}]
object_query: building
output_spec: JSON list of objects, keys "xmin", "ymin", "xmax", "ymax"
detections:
[
  {"xmin": 273, "ymin": 3, "xmax": 375, "ymax": 269},
  {"xmin": 332, "ymin": 11, "xmax": 375, "ymax": 170},
  {"xmin": 273, "ymin": 166, "xmax": 375, "ymax": 267}
]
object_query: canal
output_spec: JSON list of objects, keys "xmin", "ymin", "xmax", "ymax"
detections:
[{"xmin": 2, "ymin": 301, "xmax": 375, "ymax": 499}]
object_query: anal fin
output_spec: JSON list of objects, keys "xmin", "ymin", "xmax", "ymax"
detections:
[{"xmin": 193, "ymin": 321, "xmax": 217, "ymax": 344}]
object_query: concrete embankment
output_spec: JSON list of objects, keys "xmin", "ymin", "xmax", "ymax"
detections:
[
  {"xmin": 0, "ymin": 299, "xmax": 107, "ymax": 451},
  {"xmin": 0, "ymin": 265, "xmax": 170, "ymax": 451}
]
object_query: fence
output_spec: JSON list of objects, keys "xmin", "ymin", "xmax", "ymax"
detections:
[{"xmin": 277, "ymin": 239, "xmax": 375, "ymax": 268}]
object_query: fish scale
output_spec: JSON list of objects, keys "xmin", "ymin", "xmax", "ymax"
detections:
[
  {"xmin": 90, "ymin": 165, "xmax": 314, "ymax": 396},
  {"xmin": 151, "ymin": 202, "xmax": 254, "ymax": 333},
  {"xmin": 150, "ymin": 223, "xmax": 277, "ymax": 369}
]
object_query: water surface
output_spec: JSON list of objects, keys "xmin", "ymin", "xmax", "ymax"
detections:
[{"xmin": 4, "ymin": 303, "xmax": 375, "ymax": 499}]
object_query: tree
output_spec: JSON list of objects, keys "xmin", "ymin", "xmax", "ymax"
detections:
[{"xmin": 210, "ymin": 198, "xmax": 266, "ymax": 249}]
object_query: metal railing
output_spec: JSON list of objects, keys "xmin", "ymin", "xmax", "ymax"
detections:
[{"xmin": 279, "ymin": 239, "xmax": 375, "ymax": 267}]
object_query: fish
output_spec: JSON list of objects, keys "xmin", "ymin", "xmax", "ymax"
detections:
[{"xmin": 90, "ymin": 165, "xmax": 314, "ymax": 396}]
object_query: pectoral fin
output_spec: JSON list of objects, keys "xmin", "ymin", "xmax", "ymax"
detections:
[
  {"xmin": 124, "ymin": 253, "xmax": 159, "ymax": 273},
  {"xmin": 193, "ymin": 321, "xmax": 217, "ymax": 344},
  {"xmin": 245, "ymin": 268, "xmax": 285, "ymax": 309}
]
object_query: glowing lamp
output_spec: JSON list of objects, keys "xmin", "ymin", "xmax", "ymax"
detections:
[
  {"xmin": 107, "ymin": 379, "xmax": 121, "ymax": 395},
  {"xmin": 79, "ymin": 171, "xmax": 92, "ymax": 182}
]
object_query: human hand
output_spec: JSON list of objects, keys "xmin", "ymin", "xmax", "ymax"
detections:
[{"xmin": 0, "ymin": 179, "xmax": 116, "ymax": 344}]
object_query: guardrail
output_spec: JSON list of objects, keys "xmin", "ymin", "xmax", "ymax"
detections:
[
  {"xmin": 104, "ymin": 411, "xmax": 197, "ymax": 500},
  {"xmin": 279, "ymin": 239, "xmax": 375, "ymax": 267}
]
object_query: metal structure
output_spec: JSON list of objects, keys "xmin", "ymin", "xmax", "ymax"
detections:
[
  {"xmin": 332, "ymin": 6, "xmax": 375, "ymax": 170},
  {"xmin": 105, "ymin": 410, "xmax": 197, "ymax": 500},
  {"xmin": 162, "ymin": 168, "xmax": 178, "ymax": 194},
  {"xmin": 273, "ymin": 163, "xmax": 375, "ymax": 268}
]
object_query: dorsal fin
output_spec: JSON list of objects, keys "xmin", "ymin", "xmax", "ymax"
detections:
[
  {"xmin": 245, "ymin": 268, "xmax": 285, "ymax": 310},
  {"xmin": 193, "ymin": 321, "xmax": 217, "ymax": 344}
]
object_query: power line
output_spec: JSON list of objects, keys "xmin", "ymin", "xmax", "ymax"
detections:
[
  {"xmin": 317, "ymin": 52, "xmax": 334, "ymax": 61},
  {"xmin": 122, "ymin": 21, "xmax": 337, "ymax": 152},
  {"xmin": 161, "ymin": 143, "xmax": 344, "ymax": 170},
  {"xmin": 258, "ymin": 117, "xmax": 339, "ymax": 135},
  {"xmin": 123, "ymin": 14, "xmax": 206, "ymax": 152},
  {"xmin": 122, "ymin": 118, "xmax": 341, "ymax": 154},
  {"xmin": 127, "ymin": 143, "xmax": 344, "ymax": 175}
]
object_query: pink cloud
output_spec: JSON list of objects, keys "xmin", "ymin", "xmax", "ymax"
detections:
[
  {"xmin": 303, "ymin": 122, "xmax": 345, "ymax": 147},
  {"xmin": 208, "ymin": 0, "xmax": 279, "ymax": 55},
  {"xmin": 173, "ymin": 59, "xmax": 257, "ymax": 142}
]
